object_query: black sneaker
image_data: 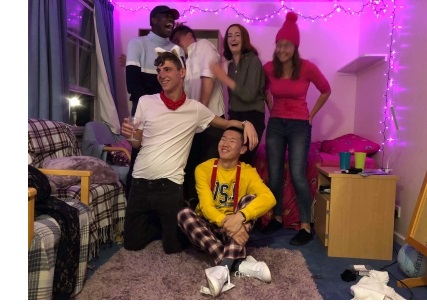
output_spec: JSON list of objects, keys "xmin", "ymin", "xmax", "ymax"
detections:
[
  {"xmin": 290, "ymin": 229, "xmax": 314, "ymax": 246},
  {"xmin": 261, "ymin": 219, "xmax": 282, "ymax": 234}
]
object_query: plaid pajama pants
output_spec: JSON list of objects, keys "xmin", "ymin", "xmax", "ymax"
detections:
[{"xmin": 177, "ymin": 194, "xmax": 256, "ymax": 265}]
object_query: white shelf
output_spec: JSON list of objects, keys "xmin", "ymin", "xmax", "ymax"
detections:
[{"xmin": 338, "ymin": 54, "xmax": 387, "ymax": 74}]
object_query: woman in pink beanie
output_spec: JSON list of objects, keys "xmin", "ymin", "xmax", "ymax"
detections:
[{"xmin": 262, "ymin": 12, "xmax": 331, "ymax": 245}]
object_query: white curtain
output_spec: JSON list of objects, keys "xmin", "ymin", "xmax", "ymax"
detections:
[{"xmin": 94, "ymin": 12, "xmax": 120, "ymax": 134}]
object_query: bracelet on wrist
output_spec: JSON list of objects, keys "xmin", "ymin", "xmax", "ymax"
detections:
[{"xmin": 239, "ymin": 211, "xmax": 246, "ymax": 223}]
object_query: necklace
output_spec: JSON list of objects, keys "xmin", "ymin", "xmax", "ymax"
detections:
[
  {"xmin": 233, "ymin": 59, "xmax": 239, "ymax": 74},
  {"xmin": 233, "ymin": 55, "xmax": 242, "ymax": 74}
]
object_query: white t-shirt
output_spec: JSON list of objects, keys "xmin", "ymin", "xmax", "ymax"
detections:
[
  {"xmin": 184, "ymin": 39, "xmax": 225, "ymax": 117},
  {"xmin": 126, "ymin": 31, "xmax": 182, "ymax": 74},
  {"xmin": 133, "ymin": 94, "xmax": 216, "ymax": 184}
]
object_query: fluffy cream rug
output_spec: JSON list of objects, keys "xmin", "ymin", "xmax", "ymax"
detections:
[{"xmin": 76, "ymin": 240, "xmax": 322, "ymax": 300}]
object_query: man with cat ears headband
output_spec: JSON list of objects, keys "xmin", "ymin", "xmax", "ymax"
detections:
[{"xmin": 121, "ymin": 48, "xmax": 259, "ymax": 255}]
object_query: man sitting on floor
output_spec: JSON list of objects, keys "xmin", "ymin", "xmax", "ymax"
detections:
[{"xmin": 177, "ymin": 127, "xmax": 276, "ymax": 297}]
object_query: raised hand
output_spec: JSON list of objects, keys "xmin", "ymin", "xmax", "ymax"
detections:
[{"xmin": 242, "ymin": 120, "xmax": 258, "ymax": 151}]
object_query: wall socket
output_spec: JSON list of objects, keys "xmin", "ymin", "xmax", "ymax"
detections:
[{"xmin": 395, "ymin": 205, "xmax": 401, "ymax": 219}]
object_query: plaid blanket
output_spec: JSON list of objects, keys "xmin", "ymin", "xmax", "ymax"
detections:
[
  {"xmin": 66, "ymin": 199, "xmax": 92, "ymax": 297},
  {"xmin": 28, "ymin": 118, "xmax": 80, "ymax": 167},
  {"xmin": 54, "ymin": 185, "xmax": 126, "ymax": 259},
  {"xmin": 28, "ymin": 118, "xmax": 127, "ymax": 259},
  {"xmin": 28, "ymin": 199, "xmax": 91, "ymax": 299},
  {"xmin": 28, "ymin": 215, "xmax": 60, "ymax": 300}
]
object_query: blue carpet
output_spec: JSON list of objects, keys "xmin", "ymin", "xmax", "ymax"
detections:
[
  {"xmin": 247, "ymin": 228, "xmax": 427, "ymax": 300},
  {"xmin": 87, "ymin": 228, "xmax": 427, "ymax": 300}
]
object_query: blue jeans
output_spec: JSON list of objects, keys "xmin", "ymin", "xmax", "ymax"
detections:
[{"xmin": 266, "ymin": 118, "xmax": 312, "ymax": 223}]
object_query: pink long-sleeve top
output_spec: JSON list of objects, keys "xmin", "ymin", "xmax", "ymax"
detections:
[{"xmin": 263, "ymin": 59, "xmax": 331, "ymax": 120}]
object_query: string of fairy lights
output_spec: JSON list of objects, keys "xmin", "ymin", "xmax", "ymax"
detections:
[
  {"xmin": 380, "ymin": 0, "xmax": 399, "ymax": 169},
  {"xmin": 110, "ymin": 0, "xmax": 400, "ymax": 167}
]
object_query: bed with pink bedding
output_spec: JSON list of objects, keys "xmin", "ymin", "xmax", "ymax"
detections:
[
  {"xmin": 316, "ymin": 142, "xmax": 377, "ymax": 168},
  {"xmin": 254, "ymin": 134, "xmax": 380, "ymax": 230}
]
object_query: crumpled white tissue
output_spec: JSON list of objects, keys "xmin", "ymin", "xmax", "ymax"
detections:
[{"xmin": 350, "ymin": 270, "xmax": 405, "ymax": 300}]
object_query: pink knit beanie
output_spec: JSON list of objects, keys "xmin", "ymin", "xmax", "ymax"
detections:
[{"xmin": 275, "ymin": 12, "xmax": 300, "ymax": 47}]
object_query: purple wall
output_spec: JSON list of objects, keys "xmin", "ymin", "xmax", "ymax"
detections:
[{"xmin": 113, "ymin": 1, "xmax": 427, "ymax": 244}]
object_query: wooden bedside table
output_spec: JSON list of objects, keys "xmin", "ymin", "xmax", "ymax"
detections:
[{"xmin": 313, "ymin": 166, "xmax": 399, "ymax": 260}]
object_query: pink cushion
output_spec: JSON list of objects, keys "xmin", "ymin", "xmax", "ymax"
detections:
[{"xmin": 320, "ymin": 134, "xmax": 380, "ymax": 156}]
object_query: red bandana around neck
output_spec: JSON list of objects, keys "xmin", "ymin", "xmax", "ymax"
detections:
[{"xmin": 160, "ymin": 91, "xmax": 187, "ymax": 111}]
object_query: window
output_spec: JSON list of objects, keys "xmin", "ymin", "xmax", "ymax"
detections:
[{"xmin": 66, "ymin": 0, "xmax": 96, "ymax": 126}]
